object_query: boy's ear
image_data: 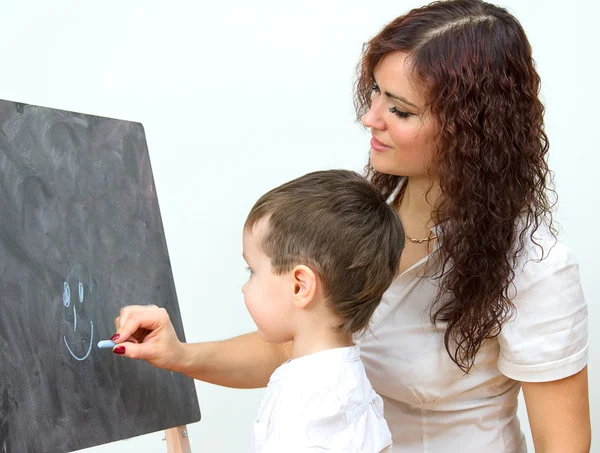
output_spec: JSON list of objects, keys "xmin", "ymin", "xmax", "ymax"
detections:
[{"xmin": 290, "ymin": 265, "xmax": 317, "ymax": 309}]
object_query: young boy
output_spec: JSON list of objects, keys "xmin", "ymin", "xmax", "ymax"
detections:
[{"xmin": 243, "ymin": 169, "xmax": 404, "ymax": 453}]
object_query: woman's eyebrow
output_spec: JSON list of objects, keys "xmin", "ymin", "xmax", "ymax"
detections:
[
  {"xmin": 384, "ymin": 90, "xmax": 419, "ymax": 109},
  {"xmin": 374, "ymin": 75, "xmax": 419, "ymax": 109}
]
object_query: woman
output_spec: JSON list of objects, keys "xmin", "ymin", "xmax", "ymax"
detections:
[{"xmin": 112, "ymin": 1, "xmax": 590, "ymax": 451}]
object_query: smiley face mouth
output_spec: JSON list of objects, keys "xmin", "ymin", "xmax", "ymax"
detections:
[
  {"xmin": 63, "ymin": 281, "xmax": 94, "ymax": 361},
  {"xmin": 64, "ymin": 319, "xmax": 93, "ymax": 360}
]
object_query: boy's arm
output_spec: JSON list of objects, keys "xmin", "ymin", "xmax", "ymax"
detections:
[{"xmin": 113, "ymin": 305, "xmax": 291, "ymax": 389}]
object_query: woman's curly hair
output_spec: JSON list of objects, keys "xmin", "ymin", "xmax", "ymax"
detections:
[{"xmin": 354, "ymin": 0, "xmax": 557, "ymax": 373}]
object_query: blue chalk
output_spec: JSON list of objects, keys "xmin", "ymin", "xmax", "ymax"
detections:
[{"xmin": 97, "ymin": 340, "xmax": 117, "ymax": 349}]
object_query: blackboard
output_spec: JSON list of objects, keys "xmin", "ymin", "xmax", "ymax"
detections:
[{"xmin": 0, "ymin": 99, "xmax": 201, "ymax": 453}]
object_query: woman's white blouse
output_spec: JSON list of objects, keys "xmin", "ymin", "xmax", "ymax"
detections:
[{"xmin": 356, "ymin": 226, "xmax": 588, "ymax": 453}]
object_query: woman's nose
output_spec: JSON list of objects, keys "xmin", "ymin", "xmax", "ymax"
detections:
[{"xmin": 361, "ymin": 101, "xmax": 386, "ymax": 131}]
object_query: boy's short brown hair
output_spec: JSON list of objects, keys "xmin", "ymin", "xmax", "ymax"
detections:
[{"xmin": 245, "ymin": 170, "xmax": 404, "ymax": 337}]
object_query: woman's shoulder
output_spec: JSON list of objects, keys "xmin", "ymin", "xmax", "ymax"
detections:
[
  {"xmin": 497, "ymin": 222, "xmax": 588, "ymax": 382},
  {"xmin": 512, "ymin": 222, "xmax": 579, "ymax": 290}
]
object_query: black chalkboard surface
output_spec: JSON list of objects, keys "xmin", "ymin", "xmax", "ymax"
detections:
[{"xmin": 0, "ymin": 99, "xmax": 201, "ymax": 453}]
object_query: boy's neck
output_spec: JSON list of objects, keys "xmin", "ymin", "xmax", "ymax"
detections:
[{"xmin": 289, "ymin": 325, "xmax": 354, "ymax": 360}]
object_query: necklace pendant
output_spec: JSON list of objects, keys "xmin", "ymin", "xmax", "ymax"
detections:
[{"xmin": 406, "ymin": 234, "xmax": 437, "ymax": 244}]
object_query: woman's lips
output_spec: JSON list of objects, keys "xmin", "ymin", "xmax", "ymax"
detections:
[{"xmin": 370, "ymin": 136, "xmax": 391, "ymax": 151}]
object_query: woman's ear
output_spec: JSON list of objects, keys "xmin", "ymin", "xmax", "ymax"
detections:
[{"xmin": 290, "ymin": 265, "xmax": 317, "ymax": 309}]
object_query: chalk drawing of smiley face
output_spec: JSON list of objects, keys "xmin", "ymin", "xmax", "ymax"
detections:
[{"xmin": 62, "ymin": 266, "xmax": 94, "ymax": 361}]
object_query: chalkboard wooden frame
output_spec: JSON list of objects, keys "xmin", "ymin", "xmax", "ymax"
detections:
[{"xmin": 166, "ymin": 426, "xmax": 193, "ymax": 453}]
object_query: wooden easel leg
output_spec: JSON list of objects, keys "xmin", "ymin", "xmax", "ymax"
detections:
[{"xmin": 165, "ymin": 425, "xmax": 192, "ymax": 453}]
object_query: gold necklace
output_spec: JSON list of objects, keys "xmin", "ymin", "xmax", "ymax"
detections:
[
  {"xmin": 395, "ymin": 179, "xmax": 438, "ymax": 245},
  {"xmin": 405, "ymin": 232, "xmax": 437, "ymax": 244}
]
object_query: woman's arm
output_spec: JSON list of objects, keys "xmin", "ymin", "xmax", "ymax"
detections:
[
  {"xmin": 522, "ymin": 366, "xmax": 591, "ymax": 453},
  {"xmin": 113, "ymin": 305, "xmax": 291, "ymax": 388},
  {"xmin": 176, "ymin": 333, "xmax": 292, "ymax": 388}
]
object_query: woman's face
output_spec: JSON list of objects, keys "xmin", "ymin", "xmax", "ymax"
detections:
[{"xmin": 361, "ymin": 51, "xmax": 438, "ymax": 178}]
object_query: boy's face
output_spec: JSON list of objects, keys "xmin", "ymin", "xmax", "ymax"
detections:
[{"xmin": 242, "ymin": 219, "xmax": 295, "ymax": 343}]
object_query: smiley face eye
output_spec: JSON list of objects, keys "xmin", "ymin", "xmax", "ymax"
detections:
[
  {"xmin": 79, "ymin": 281, "xmax": 84, "ymax": 303},
  {"xmin": 63, "ymin": 282, "xmax": 70, "ymax": 307}
]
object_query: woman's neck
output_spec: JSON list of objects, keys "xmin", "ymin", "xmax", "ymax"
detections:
[{"xmin": 397, "ymin": 176, "xmax": 441, "ymax": 234}]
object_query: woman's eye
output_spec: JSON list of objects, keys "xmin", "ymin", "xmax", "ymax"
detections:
[
  {"xmin": 370, "ymin": 83, "xmax": 381, "ymax": 99},
  {"xmin": 246, "ymin": 266, "xmax": 254, "ymax": 276},
  {"xmin": 389, "ymin": 107, "xmax": 411, "ymax": 119}
]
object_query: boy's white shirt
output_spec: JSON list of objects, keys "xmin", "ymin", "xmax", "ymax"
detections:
[{"xmin": 249, "ymin": 345, "xmax": 393, "ymax": 453}]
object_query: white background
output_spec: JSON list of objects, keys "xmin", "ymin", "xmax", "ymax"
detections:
[{"xmin": 0, "ymin": 1, "xmax": 597, "ymax": 452}]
